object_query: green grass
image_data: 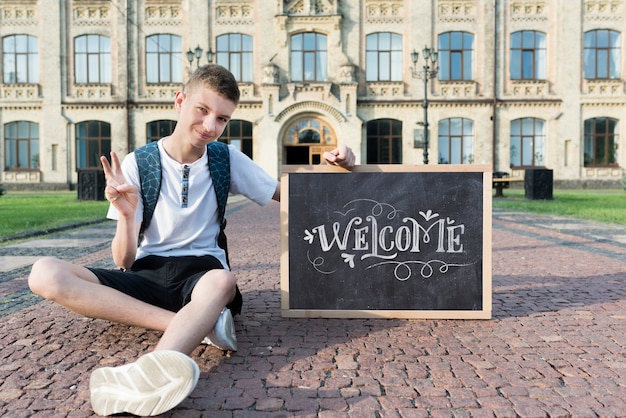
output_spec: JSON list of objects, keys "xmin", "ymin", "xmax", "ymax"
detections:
[
  {"xmin": 1, "ymin": 189, "xmax": 626, "ymax": 241},
  {"xmin": 0, "ymin": 191, "xmax": 110, "ymax": 240},
  {"xmin": 493, "ymin": 188, "xmax": 626, "ymax": 225}
]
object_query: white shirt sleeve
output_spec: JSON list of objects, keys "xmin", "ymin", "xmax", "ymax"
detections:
[{"xmin": 228, "ymin": 145, "xmax": 278, "ymax": 205}]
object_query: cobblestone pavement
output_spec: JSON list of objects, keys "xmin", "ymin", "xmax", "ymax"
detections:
[{"xmin": 0, "ymin": 200, "xmax": 625, "ymax": 417}]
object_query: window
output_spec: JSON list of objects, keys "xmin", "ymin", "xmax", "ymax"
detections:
[
  {"xmin": 2, "ymin": 34, "xmax": 39, "ymax": 83},
  {"xmin": 284, "ymin": 117, "xmax": 336, "ymax": 164},
  {"xmin": 365, "ymin": 32, "xmax": 402, "ymax": 81},
  {"xmin": 76, "ymin": 121, "xmax": 111, "ymax": 169},
  {"xmin": 438, "ymin": 118, "xmax": 474, "ymax": 164},
  {"xmin": 510, "ymin": 118, "xmax": 546, "ymax": 167},
  {"xmin": 220, "ymin": 120, "xmax": 253, "ymax": 159},
  {"xmin": 510, "ymin": 31, "xmax": 546, "ymax": 80},
  {"xmin": 285, "ymin": 118, "xmax": 333, "ymax": 145},
  {"xmin": 366, "ymin": 119, "xmax": 402, "ymax": 164},
  {"xmin": 216, "ymin": 34, "xmax": 253, "ymax": 82},
  {"xmin": 438, "ymin": 32, "xmax": 474, "ymax": 81},
  {"xmin": 75, "ymin": 34, "xmax": 111, "ymax": 84},
  {"xmin": 584, "ymin": 29, "xmax": 621, "ymax": 79},
  {"xmin": 4, "ymin": 121, "xmax": 39, "ymax": 170},
  {"xmin": 290, "ymin": 33, "xmax": 327, "ymax": 82},
  {"xmin": 146, "ymin": 34, "xmax": 182, "ymax": 83},
  {"xmin": 584, "ymin": 117, "xmax": 619, "ymax": 166},
  {"xmin": 147, "ymin": 120, "xmax": 176, "ymax": 143}
]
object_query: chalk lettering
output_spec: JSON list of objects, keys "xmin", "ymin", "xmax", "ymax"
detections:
[{"xmin": 303, "ymin": 199, "xmax": 472, "ymax": 280}]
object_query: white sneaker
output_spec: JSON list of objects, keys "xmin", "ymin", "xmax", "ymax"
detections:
[
  {"xmin": 202, "ymin": 307, "xmax": 237, "ymax": 351},
  {"xmin": 89, "ymin": 350, "xmax": 199, "ymax": 417}
]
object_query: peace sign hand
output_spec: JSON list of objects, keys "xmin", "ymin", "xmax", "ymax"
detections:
[{"xmin": 100, "ymin": 152, "xmax": 139, "ymax": 217}]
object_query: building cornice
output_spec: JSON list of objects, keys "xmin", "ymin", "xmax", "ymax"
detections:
[
  {"xmin": 357, "ymin": 99, "xmax": 494, "ymax": 108},
  {"xmin": 496, "ymin": 98, "xmax": 562, "ymax": 107},
  {"xmin": 0, "ymin": 104, "xmax": 42, "ymax": 111}
]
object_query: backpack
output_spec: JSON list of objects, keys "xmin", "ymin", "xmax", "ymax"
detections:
[{"xmin": 134, "ymin": 140, "xmax": 231, "ymax": 267}]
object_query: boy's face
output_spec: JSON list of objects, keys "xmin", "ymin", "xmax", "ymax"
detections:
[{"xmin": 174, "ymin": 84, "xmax": 237, "ymax": 148}]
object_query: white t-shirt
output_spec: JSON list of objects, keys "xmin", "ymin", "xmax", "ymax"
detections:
[{"xmin": 107, "ymin": 139, "xmax": 278, "ymax": 269}]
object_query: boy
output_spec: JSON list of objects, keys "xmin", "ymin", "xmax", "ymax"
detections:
[{"xmin": 28, "ymin": 64, "xmax": 355, "ymax": 416}]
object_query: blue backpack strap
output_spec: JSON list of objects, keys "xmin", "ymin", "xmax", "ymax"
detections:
[
  {"xmin": 207, "ymin": 141, "xmax": 230, "ymax": 225},
  {"xmin": 135, "ymin": 141, "xmax": 162, "ymax": 238},
  {"xmin": 207, "ymin": 141, "xmax": 231, "ymax": 267}
]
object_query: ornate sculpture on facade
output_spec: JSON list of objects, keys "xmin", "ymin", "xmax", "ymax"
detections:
[
  {"xmin": 338, "ymin": 63, "xmax": 356, "ymax": 84},
  {"xmin": 284, "ymin": 0, "xmax": 338, "ymax": 15},
  {"xmin": 263, "ymin": 63, "xmax": 280, "ymax": 85}
]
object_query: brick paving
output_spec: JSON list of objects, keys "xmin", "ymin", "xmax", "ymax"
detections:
[{"xmin": 0, "ymin": 200, "xmax": 625, "ymax": 417}]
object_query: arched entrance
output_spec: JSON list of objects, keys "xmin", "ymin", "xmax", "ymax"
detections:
[{"xmin": 283, "ymin": 116, "xmax": 337, "ymax": 164}]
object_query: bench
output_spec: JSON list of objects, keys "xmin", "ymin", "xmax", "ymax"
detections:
[{"xmin": 492, "ymin": 173, "xmax": 524, "ymax": 197}]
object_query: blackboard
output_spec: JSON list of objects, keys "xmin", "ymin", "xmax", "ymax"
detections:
[{"xmin": 280, "ymin": 165, "xmax": 492, "ymax": 319}]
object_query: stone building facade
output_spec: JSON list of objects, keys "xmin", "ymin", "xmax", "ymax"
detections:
[{"xmin": 0, "ymin": 0, "xmax": 625, "ymax": 190}]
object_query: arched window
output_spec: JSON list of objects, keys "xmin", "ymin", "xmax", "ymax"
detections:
[
  {"xmin": 147, "ymin": 120, "xmax": 176, "ymax": 143},
  {"xmin": 146, "ymin": 34, "xmax": 182, "ymax": 83},
  {"xmin": 510, "ymin": 118, "xmax": 546, "ymax": 167},
  {"xmin": 2, "ymin": 34, "xmax": 39, "ymax": 83},
  {"xmin": 4, "ymin": 121, "xmax": 39, "ymax": 170},
  {"xmin": 74, "ymin": 34, "xmax": 111, "ymax": 84},
  {"xmin": 584, "ymin": 29, "xmax": 621, "ymax": 79},
  {"xmin": 76, "ymin": 121, "xmax": 111, "ymax": 169},
  {"xmin": 290, "ymin": 33, "xmax": 327, "ymax": 82},
  {"xmin": 365, "ymin": 32, "xmax": 402, "ymax": 81},
  {"xmin": 510, "ymin": 31, "xmax": 546, "ymax": 80},
  {"xmin": 216, "ymin": 34, "xmax": 253, "ymax": 82},
  {"xmin": 220, "ymin": 120, "xmax": 253, "ymax": 159},
  {"xmin": 366, "ymin": 119, "xmax": 402, "ymax": 164},
  {"xmin": 438, "ymin": 32, "xmax": 474, "ymax": 81},
  {"xmin": 438, "ymin": 118, "xmax": 474, "ymax": 164},
  {"xmin": 584, "ymin": 117, "xmax": 619, "ymax": 166},
  {"xmin": 283, "ymin": 117, "xmax": 336, "ymax": 165},
  {"xmin": 286, "ymin": 118, "xmax": 333, "ymax": 144}
]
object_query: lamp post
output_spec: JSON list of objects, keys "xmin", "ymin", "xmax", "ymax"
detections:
[
  {"xmin": 411, "ymin": 46, "xmax": 438, "ymax": 164},
  {"xmin": 186, "ymin": 45, "xmax": 214, "ymax": 71}
]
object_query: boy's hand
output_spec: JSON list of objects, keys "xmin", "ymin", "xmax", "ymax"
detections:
[
  {"xmin": 100, "ymin": 152, "xmax": 139, "ymax": 216},
  {"xmin": 323, "ymin": 145, "xmax": 356, "ymax": 169}
]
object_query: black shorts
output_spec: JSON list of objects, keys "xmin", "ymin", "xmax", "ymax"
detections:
[{"xmin": 87, "ymin": 255, "xmax": 242, "ymax": 315}]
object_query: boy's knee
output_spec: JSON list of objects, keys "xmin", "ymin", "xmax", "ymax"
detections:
[
  {"xmin": 214, "ymin": 270, "xmax": 237, "ymax": 292},
  {"xmin": 28, "ymin": 257, "xmax": 62, "ymax": 298},
  {"xmin": 196, "ymin": 270, "xmax": 236, "ymax": 297}
]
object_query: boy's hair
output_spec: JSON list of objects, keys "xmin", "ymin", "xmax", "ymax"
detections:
[{"xmin": 185, "ymin": 64, "xmax": 240, "ymax": 105}]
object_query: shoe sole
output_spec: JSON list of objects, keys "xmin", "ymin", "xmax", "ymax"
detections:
[{"xmin": 90, "ymin": 350, "xmax": 200, "ymax": 416}]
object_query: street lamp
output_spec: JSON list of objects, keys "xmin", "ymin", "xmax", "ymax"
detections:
[
  {"xmin": 411, "ymin": 46, "xmax": 438, "ymax": 164},
  {"xmin": 186, "ymin": 45, "xmax": 214, "ymax": 70}
]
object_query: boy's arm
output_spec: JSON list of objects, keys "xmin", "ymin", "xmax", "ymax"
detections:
[
  {"xmin": 272, "ymin": 183, "xmax": 281, "ymax": 202},
  {"xmin": 322, "ymin": 145, "xmax": 356, "ymax": 168},
  {"xmin": 101, "ymin": 152, "xmax": 141, "ymax": 269},
  {"xmin": 111, "ymin": 217, "xmax": 141, "ymax": 269},
  {"xmin": 272, "ymin": 145, "xmax": 357, "ymax": 202}
]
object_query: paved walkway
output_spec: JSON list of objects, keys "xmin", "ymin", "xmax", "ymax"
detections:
[{"xmin": 0, "ymin": 200, "xmax": 625, "ymax": 417}]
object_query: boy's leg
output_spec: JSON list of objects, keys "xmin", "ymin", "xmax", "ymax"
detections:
[
  {"xmin": 28, "ymin": 257, "xmax": 174, "ymax": 331},
  {"xmin": 30, "ymin": 257, "xmax": 236, "ymax": 416},
  {"xmin": 29, "ymin": 257, "xmax": 236, "ymax": 351},
  {"xmin": 155, "ymin": 268, "xmax": 237, "ymax": 354},
  {"xmin": 89, "ymin": 269, "xmax": 237, "ymax": 416}
]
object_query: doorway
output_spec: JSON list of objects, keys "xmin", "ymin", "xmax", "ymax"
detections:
[{"xmin": 283, "ymin": 116, "xmax": 337, "ymax": 165}]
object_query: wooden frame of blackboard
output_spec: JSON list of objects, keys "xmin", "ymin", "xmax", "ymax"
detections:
[{"xmin": 280, "ymin": 164, "xmax": 492, "ymax": 319}]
